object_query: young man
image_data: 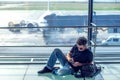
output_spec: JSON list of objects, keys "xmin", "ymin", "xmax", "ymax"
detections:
[{"xmin": 38, "ymin": 36, "xmax": 93, "ymax": 76}]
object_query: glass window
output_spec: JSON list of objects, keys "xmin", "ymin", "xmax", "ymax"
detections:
[
  {"xmin": 93, "ymin": 0, "xmax": 120, "ymax": 26},
  {"xmin": 107, "ymin": 39, "xmax": 112, "ymax": 42},
  {"xmin": 95, "ymin": 27, "xmax": 120, "ymax": 45},
  {"xmin": 0, "ymin": 1, "xmax": 88, "ymax": 27},
  {"xmin": 113, "ymin": 38, "xmax": 119, "ymax": 42},
  {"xmin": 0, "ymin": 0, "xmax": 89, "ymax": 47},
  {"xmin": 0, "ymin": 27, "xmax": 87, "ymax": 46},
  {"xmin": 113, "ymin": 28, "xmax": 118, "ymax": 33}
]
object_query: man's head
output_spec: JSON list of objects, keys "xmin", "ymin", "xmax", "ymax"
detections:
[{"xmin": 76, "ymin": 37, "xmax": 87, "ymax": 51}]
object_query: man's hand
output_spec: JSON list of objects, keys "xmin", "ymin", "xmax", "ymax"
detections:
[
  {"xmin": 66, "ymin": 52, "xmax": 73, "ymax": 62},
  {"xmin": 68, "ymin": 58, "xmax": 74, "ymax": 64},
  {"xmin": 72, "ymin": 62, "xmax": 83, "ymax": 67}
]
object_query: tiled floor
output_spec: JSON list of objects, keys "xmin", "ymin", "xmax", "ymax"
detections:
[
  {"xmin": 0, "ymin": 64, "xmax": 120, "ymax": 80},
  {"xmin": 101, "ymin": 64, "xmax": 120, "ymax": 80}
]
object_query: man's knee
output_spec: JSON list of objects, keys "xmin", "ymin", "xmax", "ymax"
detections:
[
  {"xmin": 53, "ymin": 48, "xmax": 62, "ymax": 55},
  {"xmin": 54, "ymin": 48, "xmax": 61, "ymax": 52}
]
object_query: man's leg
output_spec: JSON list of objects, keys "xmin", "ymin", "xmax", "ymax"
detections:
[
  {"xmin": 46, "ymin": 48, "xmax": 68, "ymax": 69},
  {"xmin": 38, "ymin": 48, "xmax": 68, "ymax": 73},
  {"xmin": 47, "ymin": 49, "xmax": 74, "ymax": 76}
]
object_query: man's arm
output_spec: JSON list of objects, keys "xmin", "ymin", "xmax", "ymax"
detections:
[
  {"xmin": 66, "ymin": 52, "xmax": 92, "ymax": 67},
  {"xmin": 66, "ymin": 52, "xmax": 84, "ymax": 66},
  {"xmin": 73, "ymin": 62, "xmax": 93, "ymax": 67},
  {"xmin": 66, "ymin": 52, "xmax": 74, "ymax": 63}
]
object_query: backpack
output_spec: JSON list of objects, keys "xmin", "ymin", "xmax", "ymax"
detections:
[{"xmin": 74, "ymin": 64, "xmax": 102, "ymax": 79}]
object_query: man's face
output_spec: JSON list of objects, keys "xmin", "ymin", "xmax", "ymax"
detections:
[{"xmin": 77, "ymin": 44, "xmax": 86, "ymax": 51}]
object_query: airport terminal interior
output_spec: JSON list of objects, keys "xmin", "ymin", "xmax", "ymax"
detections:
[{"xmin": 0, "ymin": 0, "xmax": 120, "ymax": 80}]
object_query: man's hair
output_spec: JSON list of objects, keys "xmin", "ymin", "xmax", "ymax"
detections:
[{"xmin": 76, "ymin": 37, "xmax": 87, "ymax": 45}]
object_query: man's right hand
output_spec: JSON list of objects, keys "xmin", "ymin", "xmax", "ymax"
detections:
[{"xmin": 68, "ymin": 58, "xmax": 74, "ymax": 64}]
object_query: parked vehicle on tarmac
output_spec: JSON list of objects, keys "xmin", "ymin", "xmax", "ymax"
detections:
[
  {"xmin": 102, "ymin": 36, "xmax": 120, "ymax": 45},
  {"xmin": 8, "ymin": 20, "xmax": 44, "ymax": 33}
]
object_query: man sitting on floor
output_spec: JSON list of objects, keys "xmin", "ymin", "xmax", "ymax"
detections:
[{"xmin": 38, "ymin": 36, "xmax": 93, "ymax": 76}]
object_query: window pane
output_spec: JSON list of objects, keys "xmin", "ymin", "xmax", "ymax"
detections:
[
  {"xmin": 95, "ymin": 27, "xmax": 120, "ymax": 45},
  {"xmin": 93, "ymin": 0, "xmax": 120, "ymax": 26},
  {"xmin": 0, "ymin": 1, "xmax": 88, "ymax": 27},
  {"xmin": 0, "ymin": 27, "xmax": 87, "ymax": 46},
  {"xmin": 0, "ymin": 0, "xmax": 89, "ymax": 47}
]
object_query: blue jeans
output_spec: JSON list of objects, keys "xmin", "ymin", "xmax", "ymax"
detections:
[{"xmin": 46, "ymin": 48, "xmax": 74, "ymax": 76}]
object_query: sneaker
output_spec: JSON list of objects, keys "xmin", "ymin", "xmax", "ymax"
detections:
[{"xmin": 38, "ymin": 66, "xmax": 52, "ymax": 74}]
